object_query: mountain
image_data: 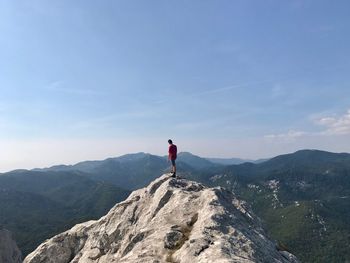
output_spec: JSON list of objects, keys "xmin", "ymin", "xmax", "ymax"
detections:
[
  {"xmin": 0, "ymin": 187, "xmax": 73, "ymax": 257},
  {"xmin": 0, "ymin": 170, "xmax": 131, "ymax": 215},
  {"xmin": 0, "ymin": 170, "xmax": 130, "ymax": 256},
  {"xmin": 36, "ymin": 152, "xmax": 200, "ymax": 190},
  {"xmin": 206, "ymin": 157, "xmax": 269, "ymax": 165},
  {"xmin": 206, "ymin": 157, "xmax": 252, "ymax": 165},
  {"xmin": 176, "ymin": 152, "xmax": 218, "ymax": 169},
  {"xmin": 38, "ymin": 152, "xmax": 152, "ymax": 173},
  {"xmin": 0, "ymin": 228, "xmax": 22, "ymax": 263},
  {"xmin": 5, "ymin": 149, "xmax": 350, "ymax": 261},
  {"xmin": 1, "ymin": 152, "xmax": 209, "ymax": 256},
  {"xmin": 24, "ymin": 175, "xmax": 299, "ymax": 263},
  {"xmin": 200, "ymin": 149, "xmax": 350, "ymax": 262},
  {"xmin": 35, "ymin": 153, "xmax": 168, "ymax": 190}
]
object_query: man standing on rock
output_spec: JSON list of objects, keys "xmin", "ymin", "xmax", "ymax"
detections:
[{"xmin": 168, "ymin": 139, "xmax": 177, "ymax": 177}]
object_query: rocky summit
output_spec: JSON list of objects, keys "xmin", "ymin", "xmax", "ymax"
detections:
[
  {"xmin": 0, "ymin": 228, "xmax": 22, "ymax": 263},
  {"xmin": 24, "ymin": 174, "xmax": 299, "ymax": 263}
]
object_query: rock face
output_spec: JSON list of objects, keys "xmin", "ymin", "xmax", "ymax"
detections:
[
  {"xmin": 0, "ymin": 228, "xmax": 22, "ymax": 263},
  {"xmin": 24, "ymin": 175, "xmax": 299, "ymax": 263}
]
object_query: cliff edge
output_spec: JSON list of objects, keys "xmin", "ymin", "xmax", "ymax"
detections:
[{"xmin": 24, "ymin": 174, "xmax": 299, "ymax": 263}]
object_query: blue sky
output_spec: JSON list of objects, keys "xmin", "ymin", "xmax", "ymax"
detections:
[{"xmin": 1, "ymin": 0, "xmax": 350, "ymax": 171}]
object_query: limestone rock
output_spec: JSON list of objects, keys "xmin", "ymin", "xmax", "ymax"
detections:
[
  {"xmin": 0, "ymin": 228, "xmax": 22, "ymax": 263},
  {"xmin": 24, "ymin": 174, "xmax": 299, "ymax": 263}
]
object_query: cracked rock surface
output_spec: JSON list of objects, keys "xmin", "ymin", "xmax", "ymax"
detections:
[{"xmin": 24, "ymin": 175, "xmax": 299, "ymax": 263}]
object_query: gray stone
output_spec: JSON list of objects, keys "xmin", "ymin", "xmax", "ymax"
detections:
[
  {"xmin": 164, "ymin": 230, "xmax": 184, "ymax": 249},
  {"xmin": 24, "ymin": 174, "xmax": 299, "ymax": 263},
  {"xmin": 0, "ymin": 228, "xmax": 22, "ymax": 263}
]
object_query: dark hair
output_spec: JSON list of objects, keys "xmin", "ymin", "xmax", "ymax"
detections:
[{"xmin": 168, "ymin": 139, "xmax": 173, "ymax": 144}]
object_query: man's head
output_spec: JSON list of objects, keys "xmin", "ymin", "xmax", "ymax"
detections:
[{"xmin": 168, "ymin": 139, "xmax": 173, "ymax": 145}]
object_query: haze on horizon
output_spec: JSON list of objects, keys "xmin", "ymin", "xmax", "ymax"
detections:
[{"xmin": 1, "ymin": 0, "xmax": 350, "ymax": 172}]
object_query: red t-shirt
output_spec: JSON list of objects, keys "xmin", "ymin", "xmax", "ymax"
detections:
[{"xmin": 168, "ymin": 144, "xmax": 177, "ymax": 160}]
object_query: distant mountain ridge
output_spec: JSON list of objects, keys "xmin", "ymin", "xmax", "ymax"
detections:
[
  {"xmin": 196, "ymin": 149, "xmax": 350, "ymax": 262},
  {"xmin": 33, "ymin": 151, "xmax": 266, "ymax": 173},
  {"xmin": 35, "ymin": 153, "xmax": 175, "ymax": 190},
  {"xmin": 0, "ymin": 170, "xmax": 130, "ymax": 256},
  {"xmin": 206, "ymin": 157, "xmax": 269, "ymax": 165},
  {"xmin": 34, "ymin": 152, "xmax": 151, "ymax": 172},
  {"xmin": 3, "ymin": 149, "xmax": 350, "ymax": 262},
  {"xmin": 176, "ymin": 152, "xmax": 219, "ymax": 169}
]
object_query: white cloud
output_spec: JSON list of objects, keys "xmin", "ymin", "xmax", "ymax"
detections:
[
  {"xmin": 264, "ymin": 130, "xmax": 307, "ymax": 140},
  {"xmin": 265, "ymin": 109, "xmax": 350, "ymax": 140},
  {"xmin": 316, "ymin": 109, "xmax": 350, "ymax": 135}
]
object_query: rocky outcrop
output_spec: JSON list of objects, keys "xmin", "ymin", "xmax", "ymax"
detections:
[
  {"xmin": 0, "ymin": 228, "xmax": 22, "ymax": 263},
  {"xmin": 24, "ymin": 174, "xmax": 299, "ymax": 263}
]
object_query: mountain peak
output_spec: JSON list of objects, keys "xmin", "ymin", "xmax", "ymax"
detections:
[
  {"xmin": 177, "ymin": 152, "xmax": 216, "ymax": 169},
  {"xmin": 264, "ymin": 149, "xmax": 350, "ymax": 166},
  {"xmin": 24, "ymin": 175, "xmax": 299, "ymax": 263}
]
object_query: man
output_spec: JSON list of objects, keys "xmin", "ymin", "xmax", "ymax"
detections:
[{"xmin": 168, "ymin": 139, "xmax": 177, "ymax": 177}]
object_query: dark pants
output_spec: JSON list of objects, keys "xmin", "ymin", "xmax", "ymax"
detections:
[{"xmin": 170, "ymin": 159, "xmax": 176, "ymax": 174}]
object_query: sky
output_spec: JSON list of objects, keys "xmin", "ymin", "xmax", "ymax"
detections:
[{"xmin": 1, "ymin": 0, "xmax": 350, "ymax": 171}]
